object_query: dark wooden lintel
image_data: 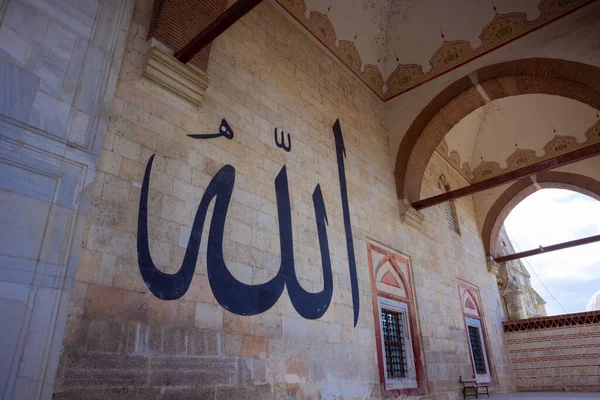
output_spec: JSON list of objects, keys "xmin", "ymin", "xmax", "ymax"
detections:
[
  {"xmin": 175, "ymin": 0, "xmax": 264, "ymax": 64},
  {"xmin": 412, "ymin": 143, "xmax": 600, "ymax": 210},
  {"xmin": 495, "ymin": 234, "xmax": 600, "ymax": 263}
]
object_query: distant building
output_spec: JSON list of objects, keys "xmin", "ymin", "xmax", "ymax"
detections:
[
  {"xmin": 496, "ymin": 227, "xmax": 547, "ymax": 320},
  {"xmin": 587, "ymin": 291, "xmax": 600, "ymax": 311}
]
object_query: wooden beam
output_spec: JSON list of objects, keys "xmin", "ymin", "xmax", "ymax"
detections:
[
  {"xmin": 412, "ymin": 143, "xmax": 600, "ymax": 210},
  {"xmin": 495, "ymin": 234, "xmax": 600, "ymax": 263},
  {"xmin": 175, "ymin": 0, "xmax": 263, "ymax": 64}
]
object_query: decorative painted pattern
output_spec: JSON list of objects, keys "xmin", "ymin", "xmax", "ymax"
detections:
[
  {"xmin": 436, "ymin": 139, "xmax": 473, "ymax": 183},
  {"xmin": 503, "ymin": 310, "xmax": 600, "ymax": 332},
  {"xmin": 435, "ymin": 119, "xmax": 600, "ymax": 184},
  {"xmin": 274, "ymin": 0, "xmax": 596, "ymax": 100},
  {"xmin": 470, "ymin": 120, "xmax": 600, "ymax": 182}
]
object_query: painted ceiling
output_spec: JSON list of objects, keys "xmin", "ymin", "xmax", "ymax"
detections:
[
  {"xmin": 273, "ymin": 0, "xmax": 594, "ymax": 100},
  {"xmin": 437, "ymin": 94, "xmax": 600, "ymax": 184}
]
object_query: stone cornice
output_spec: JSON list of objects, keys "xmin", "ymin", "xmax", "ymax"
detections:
[{"xmin": 143, "ymin": 46, "xmax": 209, "ymax": 106}]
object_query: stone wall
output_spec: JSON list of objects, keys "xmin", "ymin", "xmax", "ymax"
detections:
[
  {"xmin": 50, "ymin": 0, "xmax": 514, "ymax": 399},
  {"xmin": 504, "ymin": 311, "xmax": 600, "ymax": 392},
  {"xmin": 0, "ymin": 0, "xmax": 133, "ymax": 398}
]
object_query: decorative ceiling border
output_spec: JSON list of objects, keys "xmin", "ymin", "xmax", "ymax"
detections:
[
  {"xmin": 436, "ymin": 119, "xmax": 600, "ymax": 184},
  {"xmin": 273, "ymin": 0, "xmax": 597, "ymax": 101},
  {"xmin": 471, "ymin": 120, "xmax": 600, "ymax": 182},
  {"xmin": 273, "ymin": 0, "xmax": 384, "ymax": 99},
  {"xmin": 436, "ymin": 139, "xmax": 473, "ymax": 183}
]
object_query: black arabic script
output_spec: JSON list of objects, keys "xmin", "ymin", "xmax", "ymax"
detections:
[{"xmin": 137, "ymin": 119, "xmax": 359, "ymax": 325}]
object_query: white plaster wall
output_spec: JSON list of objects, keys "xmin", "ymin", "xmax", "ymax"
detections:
[{"xmin": 0, "ymin": 0, "xmax": 133, "ymax": 398}]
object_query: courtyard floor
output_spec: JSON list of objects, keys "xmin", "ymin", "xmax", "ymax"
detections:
[{"xmin": 493, "ymin": 393, "xmax": 600, "ymax": 399}]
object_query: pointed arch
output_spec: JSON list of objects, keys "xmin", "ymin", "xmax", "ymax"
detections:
[
  {"xmin": 394, "ymin": 58, "xmax": 600, "ymax": 202},
  {"xmin": 482, "ymin": 171, "xmax": 600, "ymax": 257},
  {"xmin": 461, "ymin": 288, "xmax": 481, "ymax": 318}
]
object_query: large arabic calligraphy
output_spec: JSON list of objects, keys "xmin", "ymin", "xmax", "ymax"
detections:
[{"xmin": 137, "ymin": 119, "xmax": 360, "ymax": 326}]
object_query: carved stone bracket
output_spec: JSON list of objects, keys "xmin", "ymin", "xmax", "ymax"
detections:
[
  {"xmin": 143, "ymin": 46, "xmax": 209, "ymax": 106},
  {"xmin": 487, "ymin": 258, "xmax": 500, "ymax": 276},
  {"xmin": 399, "ymin": 199, "xmax": 424, "ymax": 230}
]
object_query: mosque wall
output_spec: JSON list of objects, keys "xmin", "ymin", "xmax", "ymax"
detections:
[
  {"xmin": 504, "ymin": 311, "xmax": 600, "ymax": 392},
  {"xmin": 0, "ymin": 0, "xmax": 513, "ymax": 398}
]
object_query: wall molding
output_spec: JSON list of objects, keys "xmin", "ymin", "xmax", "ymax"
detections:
[{"xmin": 143, "ymin": 46, "xmax": 210, "ymax": 107}]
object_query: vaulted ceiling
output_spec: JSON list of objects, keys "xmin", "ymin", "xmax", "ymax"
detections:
[
  {"xmin": 274, "ymin": 0, "xmax": 594, "ymax": 100},
  {"xmin": 437, "ymin": 95, "xmax": 600, "ymax": 184}
]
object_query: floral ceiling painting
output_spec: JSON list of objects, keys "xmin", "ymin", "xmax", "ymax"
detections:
[{"xmin": 273, "ymin": 0, "xmax": 596, "ymax": 100}]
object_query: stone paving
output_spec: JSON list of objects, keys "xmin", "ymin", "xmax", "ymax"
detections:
[{"xmin": 494, "ymin": 393, "xmax": 600, "ymax": 399}]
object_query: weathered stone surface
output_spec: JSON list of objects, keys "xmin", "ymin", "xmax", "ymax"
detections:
[
  {"xmin": 149, "ymin": 356, "xmax": 236, "ymax": 387},
  {"xmin": 161, "ymin": 387, "xmax": 216, "ymax": 400},
  {"xmin": 216, "ymin": 384, "xmax": 273, "ymax": 400},
  {"xmin": 87, "ymin": 320, "xmax": 124, "ymax": 352},
  {"xmin": 187, "ymin": 329, "xmax": 219, "ymax": 356},
  {"xmin": 63, "ymin": 349, "xmax": 148, "ymax": 371},
  {"xmin": 54, "ymin": 388, "xmax": 162, "ymax": 400}
]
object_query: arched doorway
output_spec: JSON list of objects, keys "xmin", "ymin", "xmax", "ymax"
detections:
[
  {"xmin": 499, "ymin": 185, "xmax": 600, "ymax": 316},
  {"xmin": 482, "ymin": 171, "xmax": 600, "ymax": 258}
]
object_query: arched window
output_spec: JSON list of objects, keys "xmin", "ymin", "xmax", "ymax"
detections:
[
  {"xmin": 439, "ymin": 175, "xmax": 460, "ymax": 234},
  {"xmin": 367, "ymin": 243, "xmax": 426, "ymax": 397},
  {"xmin": 458, "ymin": 282, "xmax": 492, "ymax": 383}
]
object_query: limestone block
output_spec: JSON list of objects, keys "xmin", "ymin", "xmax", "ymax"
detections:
[
  {"xmin": 195, "ymin": 303, "xmax": 223, "ymax": 331},
  {"xmin": 97, "ymin": 150, "xmax": 122, "ymax": 175},
  {"xmin": 215, "ymin": 384, "xmax": 272, "ymax": 400},
  {"xmin": 97, "ymin": 253, "xmax": 117, "ymax": 286},
  {"xmin": 149, "ymin": 355, "xmax": 234, "ymax": 386},
  {"xmin": 87, "ymin": 224, "xmax": 136, "ymax": 259},
  {"xmin": 241, "ymin": 335, "xmax": 269, "ymax": 359},
  {"xmin": 113, "ymin": 135, "xmax": 141, "ymax": 161},
  {"xmin": 142, "ymin": 46, "xmax": 209, "ymax": 107},
  {"xmin": 101, "ymin": 174, "xmax": 130, "ymax": 206},
  {"xmin": 113, "ymin": 257, "xmax": 147, "ymax": 292},
  {"xmin": 165, "ymin": 158, "xmax": 191, "ymax": 182}
]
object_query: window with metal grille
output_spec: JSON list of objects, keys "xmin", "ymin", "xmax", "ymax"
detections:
[
  {"xmin": 468, "ymin": 326, "xmax": 487, "ymax": 374},
  {"xmin": 381, "ymin": 308, "xmax": 407, "ymax": 379},
  {"xmin": 438, "ymin": 175, "xmax": 460, "ymax": 234},
  {"xmin": 444, "ymin": 201, "xmax": 456, "ymax": 231}
]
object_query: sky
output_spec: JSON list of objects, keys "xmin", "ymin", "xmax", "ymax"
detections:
[{"xmin": 504, "ymin": 188, "xmax": 600, "ymax": 316}]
